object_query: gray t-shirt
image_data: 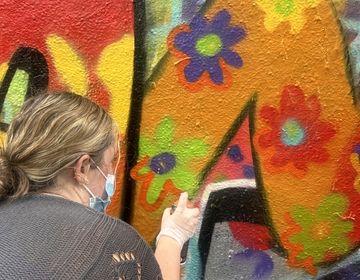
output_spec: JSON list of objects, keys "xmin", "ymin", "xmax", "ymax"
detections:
[{"xmin": 0, "ymin": 194, "xmax": 163, "ymax": 279}]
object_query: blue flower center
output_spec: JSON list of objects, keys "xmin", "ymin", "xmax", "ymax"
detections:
[
  {"xmin": 281, "ymin": 118, "xmax": 305, "ymax": 146},
  {"xmin": 150, "ymin": 152, "xmax": 176, "ymax": 174},
  {"xmin": 195, "ymin": 33, "xmax": 223, "ymax": 57},
  {"xmin": 227, "ymin": 144, "xmax": 244, "ymax": 162},
  {"xmin": 353, "ymin": 143, "xmax": 360, "ymax": 155}
]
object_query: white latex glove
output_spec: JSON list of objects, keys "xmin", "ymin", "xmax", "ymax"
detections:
[{"xmin": 156, "ymin": 192, "xmax": 200, "ymax": 249}]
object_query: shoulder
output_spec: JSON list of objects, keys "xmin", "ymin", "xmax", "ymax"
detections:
[{"xmin": 0, "ymin": 194, "xmax": 163, "ymax": 279}]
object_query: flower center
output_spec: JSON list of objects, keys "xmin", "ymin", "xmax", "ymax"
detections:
[
  {"xmin": 311, "ymin": 221, "xmax": 332, "ymax": 240},
  {"xmin": 227, "ymin": 144, "xmax": 244, "ymax": 162},
  {"xmin": 195, "ymin": 33, "xmax": 223, "ymax": 57},
  {"xmin": 281, "ymin": 118, "xmax": 305, "ymax": 146},
  {"xmin": 150, "ymin": 152, "xmax": 176, "ymax": 175},
  {"xmin": 275, "ymin": 0, "xmax": 294, "ymax": 17}
]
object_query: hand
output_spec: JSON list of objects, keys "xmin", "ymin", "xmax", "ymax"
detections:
[{"xmin": 156, "ymin": 192, "xmax": 200, "ymax": 249}]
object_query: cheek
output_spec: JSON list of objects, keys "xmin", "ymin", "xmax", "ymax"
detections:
[{"xmin": 88, "ymin": 171, "xmax": 106, "ymax": 196}]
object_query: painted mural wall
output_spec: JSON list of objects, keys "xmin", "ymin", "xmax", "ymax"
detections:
[{"xmin": 2, "ymin": 0, "xmax": 360, "ymax": 279}]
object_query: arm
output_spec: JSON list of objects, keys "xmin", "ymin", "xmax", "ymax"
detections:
[
  {"xmin": 154, "ymin": 192, "xmax": 199, "ymax": 280},
  {"xmin": 155, "ymin": 236, "xmax": 181, "ymax": 280}
]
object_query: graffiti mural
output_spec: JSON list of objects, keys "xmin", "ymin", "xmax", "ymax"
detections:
[
  {"xmin": 132, "ymin": 0, "xmax": 360, "ymax": 279},
  {"xmin": 2, "ymin": 0, "xmax": 360, "ymax": 279}
]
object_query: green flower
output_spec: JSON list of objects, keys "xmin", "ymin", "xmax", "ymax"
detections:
[
  {"xmin": 289, "ymin": 194, "xmax": 353, "ymax": 263},
  {"xmin": 138, "ymin": 117, "xmax": 209, "ymax": 204}
]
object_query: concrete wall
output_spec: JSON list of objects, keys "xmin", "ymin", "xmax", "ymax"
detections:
[{"xmin": 1, "ymin": 0, "xmax": 360, "ymax": 278}]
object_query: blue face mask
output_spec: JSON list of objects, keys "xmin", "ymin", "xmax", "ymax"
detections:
[{"xmin": 83, "ymin": 161, "xmax": 115, "ymax": 213}]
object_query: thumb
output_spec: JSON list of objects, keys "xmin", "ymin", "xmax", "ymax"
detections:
[
  {"xmin": 162, "ymin": 207, "xmax": 171, "ymax": 219},
  {"xmin": 176, "ymin": 192, "xmax": 188, "ymax": 212}
]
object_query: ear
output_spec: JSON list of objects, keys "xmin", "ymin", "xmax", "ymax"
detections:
[{"xmin": 73, "ymin": 154, "xmax": 91, "ymax": 185}]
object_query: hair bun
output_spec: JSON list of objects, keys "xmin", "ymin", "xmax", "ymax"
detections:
[
  {"xmin": 0, "ymin": 150, "xmax": 29, "ymax": 200},
  {"xmin": 0, "ymin": 150, "xmax": 12, "ymax": 199}
]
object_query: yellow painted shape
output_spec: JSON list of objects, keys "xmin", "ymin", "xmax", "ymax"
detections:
[
  {"xmin": 46, "ymin": 34, "xmax": 88, "ymax": 95},
  {"xmin": 0, "ymin": 63, "xmax": 8, "ymax": 82},
  {"xmin": 97, "ymin": 34, "xmax": 134, "ymax": 133},
  {"xmin": 256, "ymin": 0, "xmax": 322, "ymax": 33}
]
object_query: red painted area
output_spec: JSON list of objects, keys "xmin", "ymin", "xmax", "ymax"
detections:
[
  {"xmin": 258, "ymin": 85, "xmax": 336, "ymax": 172},
  {"xmin": 229, "ymin": 222, "xmax": 272, "ymax": 251},
  {"xmin": 0, "ymin": 0, "xmax": 133, "ymax": 63},
  {"xmin": 0, "ymin": 0, "xmax": 133, "ymax": 107},
  {"xmin": 333, "ymin": 127, "xmax": 360, "ymax": 245},
  {"xmin": 87, "ymin": 71, "xmax": 111, "ymax": 109},
  {"xmin": 204, "ymin": 116, "xmax": 254, "ymax": 185}
]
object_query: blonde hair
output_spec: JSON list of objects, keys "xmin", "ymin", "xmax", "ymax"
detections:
[{"xmin": 0, "ymin": 92, "xmax": 117, "ymax": 200}]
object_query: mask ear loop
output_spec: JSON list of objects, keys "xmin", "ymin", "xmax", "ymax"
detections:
[
  {"xmin": 82, "ymin": 183, "xmax": 97, "ymax": 199},
  {"xmin": 90, "ymin": 158, "xmax": 107, "ymax": 179},
  {"xmin": 114, "ymin": 140, "xmax": 121, "ymax": 175},
  {"xmin": 107, "ymin": 140, "xmax": 121, "ymax": 198},
  {"xmin": 89, "ymin": 156, "xmax": 117, "ymax": 200}
]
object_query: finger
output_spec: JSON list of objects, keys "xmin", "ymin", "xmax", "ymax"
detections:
[
  {"xmin": 176, "ymin": 192, "xmax": 188, "ymax": 212},
  {"xmin": 186, "ymin": 200, "xmax": 194, "ymax": 208},
  {"xmin": 162, "ymin": 207, "xmax": 171, "ymax": 219},
  {"xmin": 184, "ymin": 207, "xmax": 200, "ymax": 218},
  {"xmin": 190, "ymin": 218, "xmax": 199, "ymax": 231},
  {"xmin": 170, "ymin": 204, "xmax": 177, "ymax": 214},
  {"xmin": 191, "ymin": 207, "xmax": 200, "ymax": 217}
]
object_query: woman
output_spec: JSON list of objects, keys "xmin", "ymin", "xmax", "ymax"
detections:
[{"xmin": 0, "ymin": 92, "xmax": 199, "ymax": 279}]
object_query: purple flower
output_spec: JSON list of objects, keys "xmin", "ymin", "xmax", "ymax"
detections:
[{"xmin": 172, "ymin": 10, "xmax": 246, "ymax": 85}]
